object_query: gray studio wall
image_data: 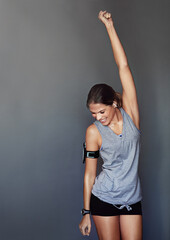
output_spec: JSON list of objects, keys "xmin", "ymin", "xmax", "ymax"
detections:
[{"xmin": 0, "ymin": 0, "xmax": 169, "ymax": 240}]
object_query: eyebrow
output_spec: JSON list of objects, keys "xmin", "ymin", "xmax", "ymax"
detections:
[{"xmin": 90, "ymin": 109, "xmax": 106, "ymax": 114}]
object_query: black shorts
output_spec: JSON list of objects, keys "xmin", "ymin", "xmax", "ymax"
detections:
[{"xmin": 90, "ymin": 193, "xmax": 142, "ymax": 216}]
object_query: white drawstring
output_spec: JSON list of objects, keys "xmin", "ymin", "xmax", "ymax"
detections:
[{"xmin": 113, "ymin": 204, "xmax": 132, "ymax": 211}]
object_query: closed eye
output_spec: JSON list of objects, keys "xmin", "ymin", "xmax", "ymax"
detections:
[{"xmin": 90, "ymin": 109, "xmax": 106, "ymax": 115}]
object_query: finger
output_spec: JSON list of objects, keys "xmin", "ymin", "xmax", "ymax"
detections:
[
  {"xmin": 85, "ymin": 226, "xmax": 89, "ymax": 235},
  {"xmin": 80, "ymin": 227, "xmax": 86, "ymax": 236},
  {"xmin": 87, "ymin": 224, "xmax": 91, "ymax": 236},
  {"xmin": 98, "ymin": 10, "xmax": 106, "ymax": 19},
  {"xmin": 104, "ymin": 12, "xmax": 111, "ymax": 19},
  {"xmin": 79, "ymin": 225, "xmax": 83, "ymax": 234}
]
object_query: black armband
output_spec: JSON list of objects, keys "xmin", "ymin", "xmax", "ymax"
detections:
[{"xmin": 83, "ymin": 142, "xmax": 99, "ymax": 164}]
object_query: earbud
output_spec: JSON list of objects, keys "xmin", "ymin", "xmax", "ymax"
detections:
[{"xmin": 113, "ymin": 102, "xmax": 117, "ymax": 108}]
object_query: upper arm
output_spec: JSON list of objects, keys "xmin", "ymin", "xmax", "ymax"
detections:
[
  {"xmin": 119, "ymin": 65, "xmax": 140, "ymax": 129},
  {"xmin": 84, "ymin": 124, "xmax": 99, "ymax": 179}
]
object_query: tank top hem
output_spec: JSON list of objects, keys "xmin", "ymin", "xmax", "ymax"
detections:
[{"xmin": 91, "ymin": 190, "xmax": 142, "ymax": 206}]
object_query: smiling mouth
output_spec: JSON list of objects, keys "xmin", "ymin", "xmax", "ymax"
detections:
[{"xmin": 100, "ymin": 118, "xmax": 107, "ymax": 123}]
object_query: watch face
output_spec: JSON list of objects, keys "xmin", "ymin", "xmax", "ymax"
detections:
[
  {"xmin": 81, "ymin": 209, "xmax": 90, "ymax": 216},
  {"xmin": 82, "ymin": 209, "xmax": 85, "ymax": 215}
]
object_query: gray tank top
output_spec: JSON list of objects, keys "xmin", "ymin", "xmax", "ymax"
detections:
[{"xmin": 91, "ymin": 107, "xmax": 142, "ymax": 211}]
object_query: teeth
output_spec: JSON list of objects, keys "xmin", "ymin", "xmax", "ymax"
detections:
[{"xmin": 100, "ymin": 118, "xmax": 106, "ymax": 123}]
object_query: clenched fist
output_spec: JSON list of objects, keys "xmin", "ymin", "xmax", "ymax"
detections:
[{"xmin": 98, "ymin": 10, "xmax": 114, "ymax": 29}]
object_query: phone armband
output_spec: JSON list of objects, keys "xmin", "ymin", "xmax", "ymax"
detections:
[{"xmin": 83, "ymin": 142, "xmax": 99, "ymax": 164}]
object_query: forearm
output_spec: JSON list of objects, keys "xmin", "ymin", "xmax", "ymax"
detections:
[
  {"xmin": 83, "ymin": 174, "xmax": 95, "ymax": 210},
  {"xmin": 79, "ymin": 173, "xmax": 94, "ymax": 237},
  {"xmin": 106, "ymin": 24, "xmax": 128, "ymax": 69}
]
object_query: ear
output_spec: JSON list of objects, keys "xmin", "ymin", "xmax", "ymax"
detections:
[{"xmin": 112, "ymin": 101, "xmax": 117, "ymax": 108}]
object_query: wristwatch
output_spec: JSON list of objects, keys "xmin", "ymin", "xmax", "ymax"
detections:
[{"xmin": 81, "ymin": 208, "xmax": 91, "ymax": 216}]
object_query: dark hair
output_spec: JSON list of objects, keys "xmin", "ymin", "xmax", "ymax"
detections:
[{"xmin": 86, "ymin": 83, "xmax": 122, "ymax": 108}]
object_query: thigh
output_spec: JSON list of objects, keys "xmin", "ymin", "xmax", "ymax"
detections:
[
  {"xmin": 92, "ymin": 215, "xmax": 120, "ymax": 240},
  {"xmin": 120, "ymin": 215, "xmax": 142, "ymax": 240}
]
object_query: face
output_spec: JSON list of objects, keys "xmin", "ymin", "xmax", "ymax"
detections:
[{"xmin": 89, "ymin": 103, "xmax": 116, "ymax": 126}]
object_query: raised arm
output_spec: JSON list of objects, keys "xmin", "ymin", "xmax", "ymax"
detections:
[{"xmin": 98, "ymin": 11, "xmax": 140, "ymax": 129}]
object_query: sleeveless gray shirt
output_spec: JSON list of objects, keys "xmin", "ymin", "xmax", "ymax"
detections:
[{"xmin": 91, "ymin": 108, "xmax": 142, "ymax": 211}]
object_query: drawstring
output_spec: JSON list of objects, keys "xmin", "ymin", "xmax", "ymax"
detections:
[{"xmin": 113, "ymin": 204, "xmax": 132, "ymax": 211}]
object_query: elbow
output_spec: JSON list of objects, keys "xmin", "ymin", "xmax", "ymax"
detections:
[
  {"xmin": 118, "ymin": 62, "xmax": 129, "ymax": 70},
  {"xmin": 84, "ymin": 173, "xmax": 96, "ymax": 187},
  {"xmin": 118, "ymin": 63, "xmax": 130, "ymax": 73}
]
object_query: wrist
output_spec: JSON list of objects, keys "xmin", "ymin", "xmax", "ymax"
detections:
[
  {"xmin": 81, "ymin": 208, "xmax": 91, "ymax": 216},
  {"xmin": 106, "ymin": 24, "xmax": 115, "ymax": 35},
  {"xmin": 105, "ymin": 21, "xmax": 114, "ymax": 30},
  {"xmin": 83, "ymin": 213, "xmax": 91, "ymax": 219}
]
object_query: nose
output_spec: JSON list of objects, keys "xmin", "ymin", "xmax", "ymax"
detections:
[{"xmin": 96, "ymin": 113, "xmax": 101, "ymax": 121}]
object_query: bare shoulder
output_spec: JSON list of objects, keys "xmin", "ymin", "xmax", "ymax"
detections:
[
  {"xmin": 86, "ymin": 123, "xmax": 99, "ymax": 135},
  {"xmin": 86, "ymin": 124, "xmax": 100, "ymax": 150}
]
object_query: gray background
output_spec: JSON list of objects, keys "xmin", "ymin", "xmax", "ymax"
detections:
[{"xmin": 0, "ymin": 0, "xmax": 169, "ymax": 239}]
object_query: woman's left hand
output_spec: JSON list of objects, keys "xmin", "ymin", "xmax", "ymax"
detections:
[{"xmin": 98, "ymin": 10, "xmax": 114, "ymax": 29}]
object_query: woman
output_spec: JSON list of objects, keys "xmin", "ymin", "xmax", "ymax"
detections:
[{"xmin": 79, "ymin": 10, "xmax": 142, "ymax": 240}]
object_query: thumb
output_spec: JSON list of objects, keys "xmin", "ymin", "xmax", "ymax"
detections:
[{"xmin": 87, "ymin": 223, "xmax": 91, "ymax": 235}]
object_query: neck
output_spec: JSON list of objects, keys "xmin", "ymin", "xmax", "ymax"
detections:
[{"xmin": 110, "ymin": 108, "xmax": 122, "ymax": 124}]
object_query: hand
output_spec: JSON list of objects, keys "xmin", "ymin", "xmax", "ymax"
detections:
[
  {"xmin": 98, "ymin": 10, "xmax": 114, "ymax": 29},
  {"xmin": 79, "ymin": 214, "xmax": 91, "ymax": 236}
]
